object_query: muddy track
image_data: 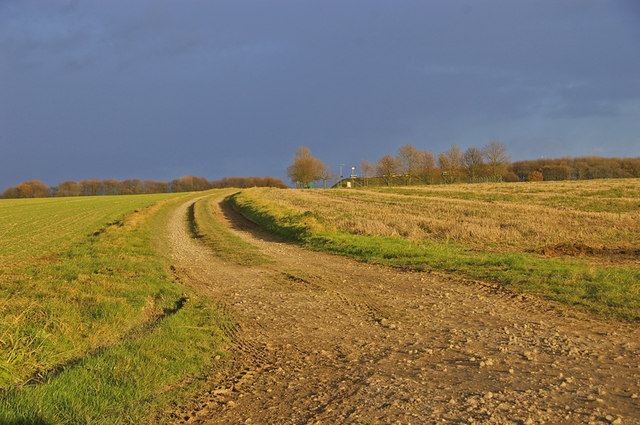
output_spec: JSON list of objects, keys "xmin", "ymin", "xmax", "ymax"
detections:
[{"xmin": 166, "ymin": 195, "xmax": 640, "ymax": 425}]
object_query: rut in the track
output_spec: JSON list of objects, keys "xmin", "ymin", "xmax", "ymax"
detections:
[{"xmin": 167, "ymin": 195, "xmax": 640, "ymax": 425}]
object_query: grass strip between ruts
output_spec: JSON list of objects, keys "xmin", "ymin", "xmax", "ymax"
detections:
[{"xmin": 188, "ymin": 192, "xmax": 271, "ymax": 266}]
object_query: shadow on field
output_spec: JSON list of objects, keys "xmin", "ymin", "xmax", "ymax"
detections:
[
  {"xmin": 18, "ymin": 295, "xmax": 188, "ymax": 389},
  {"xmin": 186, "ymin": 202, "xmax": 201, "ymax": 240},
  {"xmin": 219, "ymin": 197, "xmax": 288, "ymax": 244}
]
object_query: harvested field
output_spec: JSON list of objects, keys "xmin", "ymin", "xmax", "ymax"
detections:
[
  {"xmin": 230, "ymin": 179, "xmax": 640, "ymax": 320},
  {"xmin": 236, "ymin": 179, "xmax": 640, "ymax": 259}
]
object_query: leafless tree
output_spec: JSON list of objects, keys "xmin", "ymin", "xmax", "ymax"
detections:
[
  {"xmin": 416, "ymin": 150, "xmax": 437, "ymax": 184},
  {"xmin": 1, "ymin": 180, "xmax": 50, "ymax": 198},
  {"xmin": 483, "ymin": 141, "xmax": 510, "ymax": 181},
  {"xmin": 55, "ymin": 180, "xmax": 81, "ymax": 197},
  {"xmin": 79, "ymin": 179, "xmax": 103, "ymax": 196},
  {"xmin": 212, "ymin": 176, "xmax": 288, "ymax": 188},
  {"xmin": 102, "ymin": 179, "xmax": 123, "ymax": 195},
  {"xmin": 375, "ymin": 154, "xmax": 401, "ymax": 186},
  {"xmin": 438, "ymin": 144, "xmax": 463, "ymax": 183},
  {"xmin": 286, "ymin": 146, "xmax": 324, "ymax": 188},
  {"xmin": 319, "ymin": 164, "xmax": 337, "ymax": 188},
  {"xmin": 360, "ymin": 159, "xmax": 375, "ymax": 186},
  {"xmin": 142, "ymin": 180, "xmax": 169, "ymax": 193},
  {"xmin": 463, "ymin": 147, "xmax": 485, "ymax": 182},
  {"xmin": 396, "ymin": 144, "xmax": 421, "ymax": 184},
  {"xmin": 170, "ymin": 176, "xmax": 212, "ymax": 193}
]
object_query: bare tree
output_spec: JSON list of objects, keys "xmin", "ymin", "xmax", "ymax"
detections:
[
  {"xmin": 170, "ymin": 176, "xmax": 212, "ymax": 193},
  {"xmin": 55, "ymin": 180, "xmax": 81, "ymax": 197},
  {"xmin": 262, "ymin": 176, "xmax": 289, "ymax": 188},
  {"xmin": 360, "ymin": 159, "xmax": 375, "ymax": 186},
  {"xmin": 286, "ymin": 146, "xmax": 324, "ymax": 188},
  {"xmin": 143, "ymin": 180, "xmax": 169, "ymax": 194},
  {"xmin": 319, "ymin": 164, "xmax": 337, "ymax": 188},
  {"xmin": 511, "ymin": 156, "xmax": 640, "ymax": 182},
  {"xmin": 103, "ymin": 179, "xmax": 123, "ymax": 195},
  {"xmin": 212, "ymin": 176, "xmax": 289, "ymax": 188},
  {"xmin": 416, "ymin": 150, "xmax": 437, "ymax": 184},
  {"xmin": 121, "ymin": 178, "xmax": 144, "ymax": 195},
  {"xmin": 2, "ymin": 180, "xmax": 50, "ymax": 198},
  {"xmin": 438, "ymin": 144, "xmax": 463, "ymax": 183},
  {"xmin": 483, "ymin": 141, "xmax": 510, "ymax": 181},
  {"xmin": 463, "ymin": 147, "xmax": 485, "ymax": 182},
  {"xmin": 396, "ymin": 144, "xmax": 421, "ymax": 184},
  {"xmin": 375, "ymin": 155, "xmax": 401, "ymax": 186},
  {"xmin": 79, "ymin": 179, "xmax": 103, "ymax": 196}
]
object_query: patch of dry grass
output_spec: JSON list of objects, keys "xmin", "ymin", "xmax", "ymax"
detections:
[{"xmin": 251, "ymin": 179, "xmax": 640, "ymax": 262}]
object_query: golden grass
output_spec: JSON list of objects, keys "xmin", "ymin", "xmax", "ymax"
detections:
[{"xmin": 250, "ymin": 179, "xmax": 640, "ymax": 262}]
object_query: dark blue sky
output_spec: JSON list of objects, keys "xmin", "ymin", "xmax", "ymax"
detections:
[{"xmin": 2, "ymin": 0, "xmax": 639, "ymax": 188}]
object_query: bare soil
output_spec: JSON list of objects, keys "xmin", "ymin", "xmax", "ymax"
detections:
[{"xmin": 166, "ymin": 195, "xmax": 640, "ymax": 425}]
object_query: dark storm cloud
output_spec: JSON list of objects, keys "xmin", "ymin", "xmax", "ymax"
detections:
[{"xmin": 1, "ymin": 0, "xmax": 639, "ymax": 188}]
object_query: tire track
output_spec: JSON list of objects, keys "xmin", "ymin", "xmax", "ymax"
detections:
[{"xmin": 167, "ymin": 194, "xmax": 640, "ymax": 425}]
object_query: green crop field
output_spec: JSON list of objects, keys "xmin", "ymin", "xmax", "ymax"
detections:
[
  {"xmin": 230, "ymin": 179, "xmax": 640, "ymax": 321},
  {"xmin": 0, "ymin": 192, "xmax": 233, "ymax": 424},
  {"xmin": 1, "ymin": 194, "xmax": 177, "ymax": 263}
]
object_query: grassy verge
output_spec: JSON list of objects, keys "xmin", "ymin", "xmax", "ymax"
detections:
[
  {"xmin": 0, "ymin": 193, "xmax": 234, "ymax": 424},
  {"xmin": 188, "ymin": 192, "xmax": 270, "ymax": 266},
  {"xmin": 230, "ymin": 190, "xmax": 640, "ymax": 322},
  {"xmin": 1, "ymin": 295, "xmax": 232, "ymax": 425},
  {"xmin": 1, "ymin": 194, "xmax": 183, "ymax": 389}
]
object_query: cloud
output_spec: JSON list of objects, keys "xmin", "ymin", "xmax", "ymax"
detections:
[{"xmin": 1, "ymin": 0, "xmax": 639, "ymax": 188}]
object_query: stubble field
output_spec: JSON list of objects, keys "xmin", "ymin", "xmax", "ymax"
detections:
[{"xmin": 230, "ymin": 178, "xmax": 640, "ymax": 321}]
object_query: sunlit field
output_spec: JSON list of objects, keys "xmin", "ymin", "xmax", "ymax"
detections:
[
  {"xmin": 260, "ymin": 179, "xmax": 640, "ymax": 259},
  {"xmin": 0, "ymin": 194, "xmax": 180, "ymax": 385},
  {"xmin": 231, "ymin": 179, "xmax": 640, "ymax": 320},
  {"xmin": 0, "ymin": 192, "xmax": 231, "ymax": 424}
]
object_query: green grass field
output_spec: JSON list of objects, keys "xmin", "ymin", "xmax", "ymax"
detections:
[
  {"xmin": 229, "ymin": 179, "xmax": 640, "ymax": 321},
  {"xmin": 0, "ymin": 192, "xmax": 234, "ymax": 424}
]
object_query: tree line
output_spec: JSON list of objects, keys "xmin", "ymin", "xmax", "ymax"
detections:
[
  {"xmin": 287, "ymin": 142, "xmax": 512, "ymax": 188},
  {"xmin": 287, "ymin": 143, "xmax": 640, "ymax": 188},
  {"xmin": 364, "ymin": 142, "xmax": 512, "ymax": 186},
  {"xmin": 212, "ymin": 176, "xmax": 289, "ymax": 189},
  {"xmin": 1, "ymin": 175, "xmax": 288, "ymax": 199},
  {"xmin": 511, "ymin": 156, "xmax": 640, "ymax": 182}
]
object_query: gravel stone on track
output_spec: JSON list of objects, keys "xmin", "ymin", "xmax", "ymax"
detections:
[{"xmin": 167, "ymin": 195, "xmax": 640, "ymax": 425}]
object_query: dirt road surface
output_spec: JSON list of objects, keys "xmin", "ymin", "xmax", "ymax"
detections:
[{"xmin": 166, "ymin": 195, "xmax": 640, "ymax": 425}]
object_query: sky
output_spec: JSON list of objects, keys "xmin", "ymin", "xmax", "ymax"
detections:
[{"xmin": 1, "ymin": 0, "xmax": 640, "ymax": 188}]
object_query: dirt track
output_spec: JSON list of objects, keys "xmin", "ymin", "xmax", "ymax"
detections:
[{"xmin": 166, "ymin": 195, "xmax": 640, "ymax": 425}]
